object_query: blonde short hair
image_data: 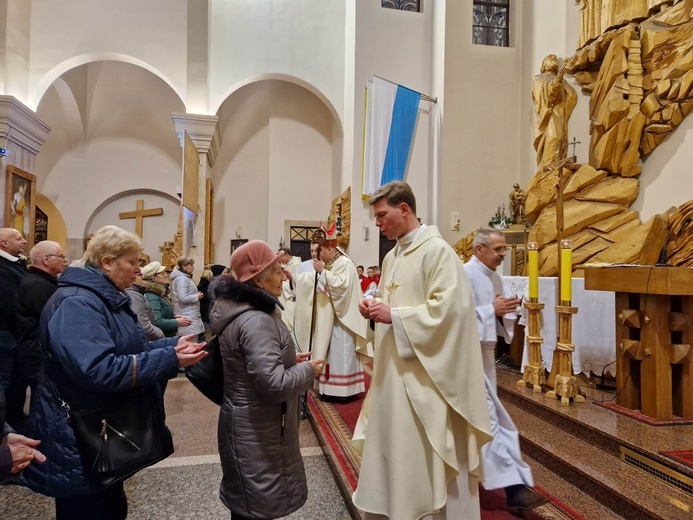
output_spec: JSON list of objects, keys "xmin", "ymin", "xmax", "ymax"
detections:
[{"xmin": 82, "ymin": 225, "xmax": 142, "ymax": 268}]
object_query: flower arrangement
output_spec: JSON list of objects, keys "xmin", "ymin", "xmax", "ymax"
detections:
[{"xmin": 488, "ymin": 204, "xmax": 514, "ymax": 229}]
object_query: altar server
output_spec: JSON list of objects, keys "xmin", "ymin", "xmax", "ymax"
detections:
[{"xmin": 465, "ymin": 228, "xmax": 547, "ymax": 515}]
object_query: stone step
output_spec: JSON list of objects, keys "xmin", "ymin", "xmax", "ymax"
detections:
[
  {"xmin": 497, "ymin": 369, "xmax": 693, "ymax": 481},
  {"xmin": 500, "ymin": 386, "xmax": 693, "ymax": 519},
  {"xmin": 524, "ymin": 450, "xmax": 626, "ymax": 520}
]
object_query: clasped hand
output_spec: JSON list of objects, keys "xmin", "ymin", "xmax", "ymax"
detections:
[
  {"xmin": 175, "ymin": 334, "xmax": 208, "ymax": 367},
  {"xmin": 358, "ymin": 299, "xmax": 392, "ymax": 324}
]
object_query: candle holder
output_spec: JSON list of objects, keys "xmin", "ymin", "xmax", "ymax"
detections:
[
  {"xmin": 517, "ymin": 297, "xmax": 546, "ymax": 392},
  {"xmin": 545, "ymin": 302, "xmax": 586, "ymax": 405}
]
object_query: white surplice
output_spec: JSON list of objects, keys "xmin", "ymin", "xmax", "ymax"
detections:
[
  {"xmin": 464, "ymin": 255, "xmax": 533, "ymax": 490},
  {"xmin": 464, "ymin": 255, "xmax": 516, "ymax": 389}
]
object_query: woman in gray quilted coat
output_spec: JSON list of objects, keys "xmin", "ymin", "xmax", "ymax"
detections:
[{"xmin": 210, "ymin": 240, "xmax": 324, "ymax": 520}]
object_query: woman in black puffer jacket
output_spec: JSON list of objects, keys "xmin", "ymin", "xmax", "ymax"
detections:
[{"xmin": 210, "ymin": 240, "xmax": 324, "ymax": 520}]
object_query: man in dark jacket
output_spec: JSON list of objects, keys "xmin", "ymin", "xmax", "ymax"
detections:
[
  {"xmin": 7, "ymin": 241, "xmax": 66, "ymax": 428},
  {"xmin": 0, "ymin": 228, "xmax": 28, "ymax": 393}
]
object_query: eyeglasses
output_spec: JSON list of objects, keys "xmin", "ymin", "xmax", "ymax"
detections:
[
  {"xmin": 46, "ymin": 254, "xmax": 67, "ymax": 260},
  {"xmin": 480, "ymin": 244, "xmax": 506, "ymax": 254}
]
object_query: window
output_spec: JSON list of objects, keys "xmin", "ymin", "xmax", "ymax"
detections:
[
  {"xmin": 473, "ymin": 0, "xmax": 509, "ymax": 47},
  {"xmin": 382, "ymin": 0, "xmax": 421, "ymax": 12}
]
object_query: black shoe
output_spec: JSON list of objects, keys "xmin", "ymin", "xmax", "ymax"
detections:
[{"xmin": 506, "ymin": 486, "xmax": 548, "ymax": 517}]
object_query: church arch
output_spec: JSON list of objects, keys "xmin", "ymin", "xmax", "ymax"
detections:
[
  {"xmin": 29, "ymin": 53, "xmax": 184, "ymax": 111},
  {"xmin": 212, "ymin": 73, "xmax": 343, "ymax": 138},
  {"xmin": 211, "ymin": 76, "xmax": 341, "ymax": 258}
]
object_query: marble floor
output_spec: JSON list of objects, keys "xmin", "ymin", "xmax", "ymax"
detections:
[{"xmin": 0, "ymin": 376, "xmax": 351, "ymax": 520}]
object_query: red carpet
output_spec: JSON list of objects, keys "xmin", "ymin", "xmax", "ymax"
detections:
[
  {"xmin": 593, "ymin": 401, "xmax": 693, "ymax": 426},
  {"xmin": 308, "ymin": 375, "xmax": 585, "ymax": 519},
  {"xmin": 661, "ymin": 449, "xmax": 693, "ymax": 469}
]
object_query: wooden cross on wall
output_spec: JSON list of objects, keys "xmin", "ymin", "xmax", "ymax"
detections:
[{"xmin": 119, "ymin": 199, "xmax": 163, "ymax": 238}]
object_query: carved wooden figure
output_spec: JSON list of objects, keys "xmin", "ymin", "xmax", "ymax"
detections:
[{"xmin": 532, "ymin": 56, "xmax": 578, "ymax": 170}]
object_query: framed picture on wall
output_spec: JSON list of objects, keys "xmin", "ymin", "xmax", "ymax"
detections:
[
  {"xmin": 231, "ymin": 239, "xmax": 248, "ymax": 254},
  {"xmin": 4, "ymin": 165, "xmax": 37, "ymax": 249}
]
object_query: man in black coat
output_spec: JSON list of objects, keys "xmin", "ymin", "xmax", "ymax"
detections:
[
  {"xmin": 0, "ymin": 228, "xmax": 28, "ymax": 394},
  {"xmin": 7, "ymin": 241, "xmax": 66, "ymax": 427}
]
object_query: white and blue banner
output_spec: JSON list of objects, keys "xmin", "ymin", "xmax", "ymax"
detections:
[{"xmin": 362, "ymin": 76, "xmax": 421, "ymax": 198}]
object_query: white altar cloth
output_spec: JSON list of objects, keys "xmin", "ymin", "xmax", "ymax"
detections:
[{"xmin": 502, "ymin": 276, "xmax": 616, "ymax": 376}]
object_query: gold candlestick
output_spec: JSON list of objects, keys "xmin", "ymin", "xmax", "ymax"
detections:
[
  {"xmin": 518, "ymin": 298, "xmax": 546, "ymax": 392},
  {"xmin": 545, "ymin": 302, "xmax": 586, "ymax": 405}
]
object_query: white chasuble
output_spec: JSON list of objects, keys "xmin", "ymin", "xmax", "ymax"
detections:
[{"xmin": 352, "ymin": 225, "xmax": 492, "ymax": 520}]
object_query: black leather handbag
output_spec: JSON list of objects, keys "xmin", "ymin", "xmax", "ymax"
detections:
[
  {"xmin": 66, "ymin": 386, "xmax": 174, "ymax": 488},
  {"xmin": 185, "ymin": 335, "xmax": 223, "ymax": 405}
]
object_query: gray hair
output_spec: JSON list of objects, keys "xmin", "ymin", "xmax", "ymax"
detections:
[
  {"xmin": 82, "ymin": 226, "xmax": 142, "ymax": 268},
  {"xmin": 256, "ymin": 261, "xmax": 277, "ymax": 282},
  {"xmin": 30, "ymin": 240, "xmax": 62, "ymax": 265},
  {"xmin": 472, "ymin": 228, "xmax": 505, "ymax": 248}
]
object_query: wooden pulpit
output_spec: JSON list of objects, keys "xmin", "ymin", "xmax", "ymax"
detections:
[{"xmin": 585, "ymin": 266, "xmax": 693, "ymax": 420}]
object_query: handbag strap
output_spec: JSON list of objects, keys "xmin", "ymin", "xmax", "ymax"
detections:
[{"xmin": 44, "ymin": 374, "xmax": 73, "ymax": 420}]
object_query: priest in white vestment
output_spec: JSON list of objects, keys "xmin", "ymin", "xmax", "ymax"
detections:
[
  {"xmin": 353, "ymin": 181, "xmax": 492, "ymax": 520},
  {"xmin": 464, "ymin": 228, "xmax": 547, "ymax": 515},
  {"xmin": 290, "ymin": 228, "xmax": 367, "ymax": 398}
]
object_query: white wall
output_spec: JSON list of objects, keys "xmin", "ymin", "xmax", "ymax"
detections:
[
  {"xmin": 27, "ymin": 0, "xmax": 188, "ymax": 109},
  {"xmin": 635, "ymin": 115, "xmax": 693, "ymax": 220},
  {"xmin": 267, "ymin": 81, "xmax": 335, "ymax": 249},
  {"xmin": 2, "ymin": 0, "xmax": 32, "ymax": 101},
  {"xmin": 212, "ymin": 80, "xmax": 334, "ymax": 264},
  {"xmin": 208, "ymin": 0, "xmax": 346, "ymax": 122}
]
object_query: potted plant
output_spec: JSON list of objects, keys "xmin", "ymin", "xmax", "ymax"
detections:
[{"xmin": 489, "ymin": 204, "xmax": 514, "ymax": 229}]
